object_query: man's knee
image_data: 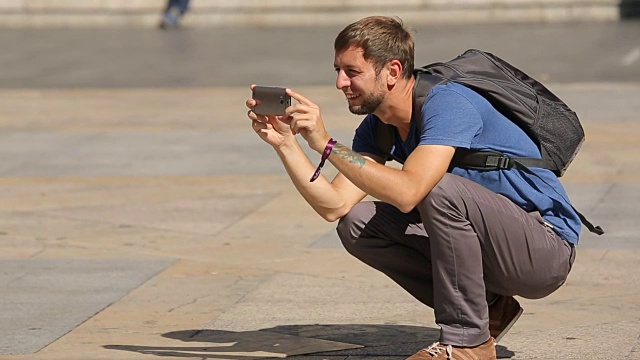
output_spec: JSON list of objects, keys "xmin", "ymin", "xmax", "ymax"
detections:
[
  {"xmin": 336, "ymin": 202, "xmax": 373, "ymax": 255},
  {"xmin": 419, "ymin": 173, "xmax": 463, "ymax": 215}
]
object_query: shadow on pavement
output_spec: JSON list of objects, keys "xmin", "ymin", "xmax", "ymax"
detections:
[{"xmin": 104, "ymin": 324, "xmax": 515, "ymax": 359}]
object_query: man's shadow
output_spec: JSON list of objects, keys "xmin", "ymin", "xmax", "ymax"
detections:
[{"xmin": 104, "ymin": 324, "xmax": 515, "ymax": 359}]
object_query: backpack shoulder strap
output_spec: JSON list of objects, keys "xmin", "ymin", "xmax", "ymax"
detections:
[
  {"xmin": 374, "ymin": 120, "xmax": 395, "ymax": 162},
  {"xmin": 412, "ymin": 71, "xmax": 448, "ymax": 126}
]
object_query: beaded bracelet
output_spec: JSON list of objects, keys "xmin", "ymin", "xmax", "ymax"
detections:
[{"xmin": 310, "ymin": 138, "xmax": 337, "ymax": 182}]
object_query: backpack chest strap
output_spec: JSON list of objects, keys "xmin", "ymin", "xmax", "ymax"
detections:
[{"xmin": 452, "ymin": 148, "xmax": 554, "ymax": 171}]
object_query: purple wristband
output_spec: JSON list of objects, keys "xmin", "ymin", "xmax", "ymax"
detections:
[{"xmin": 310, "ymin": 138, "xmax": 337, "ymax": 182}]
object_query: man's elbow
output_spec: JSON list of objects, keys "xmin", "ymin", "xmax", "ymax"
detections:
[
  {"xmin": 321, "ymin": 213, "xmax": 340, "ymax": 223},
  {"xmin": 395, "ymin": 192, "xmax": 426, "ymax": 213},
  {"xmin": 395, "ymin": 202, "xmax": 416, "ymax": 214},
  {"xmin": 322, "ymin": 210, "xmax": 348, "ymax": 223},
  {"xmin": 318, "ymin": 207, "xmax": 350, "ymax": 223}
]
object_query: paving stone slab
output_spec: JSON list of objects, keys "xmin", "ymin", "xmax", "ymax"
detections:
[{"xmin": 0, "ymin": 259, "xmax": 172, "ymax": 355}]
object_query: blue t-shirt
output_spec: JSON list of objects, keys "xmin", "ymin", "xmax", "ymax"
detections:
[{"xmin": 352, "ymin": 82, "xmax": 581, "ymax": 244}]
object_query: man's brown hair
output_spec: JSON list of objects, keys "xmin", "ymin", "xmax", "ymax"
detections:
[{"xmin": 334, "ymin": 16, "xmax": 414, "ymax": 79}]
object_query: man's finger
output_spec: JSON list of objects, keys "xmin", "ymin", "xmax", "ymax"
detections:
[
  {"xmin": 287, "ymin": 88, "xmax": 314, "ymax": 106},
  {"xmin": 248, "ymin": 109, "xmax": 268, "ymax": 123},
  {"xmin": 284, "ymin": 103, "xmax": 311, "ymax": 117}
]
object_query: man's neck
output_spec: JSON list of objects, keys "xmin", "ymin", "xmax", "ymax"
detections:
[{"xmin": 373, "ymin": 76, "xmax": 415, "ymax": 140}]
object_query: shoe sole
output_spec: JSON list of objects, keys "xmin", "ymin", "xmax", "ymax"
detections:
[{"xmin": 494, "ymin": 307, "xmax": 523, "ymax": 343}]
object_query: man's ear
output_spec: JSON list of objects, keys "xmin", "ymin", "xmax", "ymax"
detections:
[{"xmin": 386, "ymin": 59, "xmax": 403, "ymax": 86}]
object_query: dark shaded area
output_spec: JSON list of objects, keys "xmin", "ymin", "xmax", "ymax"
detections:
[
  {"xmin": 104, "ymin": 324, "xmax": 515, "ymax": 359},
  {"xmin": 620, "ymin": 0, "xmax": 640, "ymax": 18}
]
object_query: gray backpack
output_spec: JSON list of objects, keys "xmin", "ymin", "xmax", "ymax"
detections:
[{"xmin": 375, "ymin": 49, "xmax": 603, "ymax": 235}]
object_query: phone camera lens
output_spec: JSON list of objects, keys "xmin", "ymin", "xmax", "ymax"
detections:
[{"xmin": 280, "ymin": 99, "xmax": 284, "ymax": 104}]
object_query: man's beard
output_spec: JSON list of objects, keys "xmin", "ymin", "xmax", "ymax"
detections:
[{"xmin": 349, "ymin": 89, "xmax": 385, "ymax": 115}]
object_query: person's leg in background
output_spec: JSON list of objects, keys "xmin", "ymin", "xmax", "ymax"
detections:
[
  {"xmin": 159, "ymin": 0, "xmax": 192, "ymax": 30},
  {"xmin": 174, "ymin": 0, "xmax": 191, "ymax": 16}
]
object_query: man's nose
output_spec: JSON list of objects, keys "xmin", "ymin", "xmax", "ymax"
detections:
[{"xmin": 335, "ymin": 71, "xmax": 349, "ymax": 90}]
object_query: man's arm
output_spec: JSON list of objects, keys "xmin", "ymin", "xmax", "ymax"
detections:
[
  {"xmin": 328, "ymin": 142, "xmax": 455, "ymax": 213},
  {"xmin": 283, "ymin": 88, "xmax": 455, "ymax": 213},
  {"xmin": 274, "ymin": 138, "xmax": 383, "ymax": 222},
  {"xmin": 246, "ymin": 85, "xmax": 374, "ymax": 222}
]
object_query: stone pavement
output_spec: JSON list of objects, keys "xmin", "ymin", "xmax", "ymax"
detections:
[{"xmin": 1, "ymin": 24, "xmax": 640, "ymax": 360}]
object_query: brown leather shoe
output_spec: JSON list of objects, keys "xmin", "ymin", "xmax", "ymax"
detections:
[
  {"xmin": 406, "ymin": 337, "xmax": 496, "ymax": 360},
  {"xmin": 489, "ymin": 295, "xmax": 523, "ymax": 343}
]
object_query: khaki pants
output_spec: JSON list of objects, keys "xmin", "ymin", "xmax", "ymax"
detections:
[{"xmin": 336, "ymin": 173, "xmax": 575, "ymax": 346}]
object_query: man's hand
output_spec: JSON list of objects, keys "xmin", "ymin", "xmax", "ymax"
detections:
[
  {"xmin": 285, "ymin": 89, "xmax": 332, "ymax": 154},
  {"xmin": 246, "ymin": 84, "xmax": 295, "ymax": 148}
]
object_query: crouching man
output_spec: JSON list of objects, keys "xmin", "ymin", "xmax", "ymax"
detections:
[{"xmin": 245, "ymin": 16, "xmax": 578, "ymax": 360}]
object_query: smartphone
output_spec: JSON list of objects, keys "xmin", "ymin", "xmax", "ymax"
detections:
[{"xmin": 252, "ymin": 86, "xmax": 291, "ymax": 116}]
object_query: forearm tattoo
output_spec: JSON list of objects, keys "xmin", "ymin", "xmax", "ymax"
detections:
[{"xmin": 332, "ymin": 143, "xmax": 365, "ymax": 169}]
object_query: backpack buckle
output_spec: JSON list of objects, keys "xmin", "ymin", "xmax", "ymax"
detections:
[{"xmin": 486, "ymin": 155, "xmax": 513, "ymax": 169}]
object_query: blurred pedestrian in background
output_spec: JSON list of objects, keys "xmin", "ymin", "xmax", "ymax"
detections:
[{"xmin": 158, "ymin": 0, "xmax": 191, "ymax": 29}]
